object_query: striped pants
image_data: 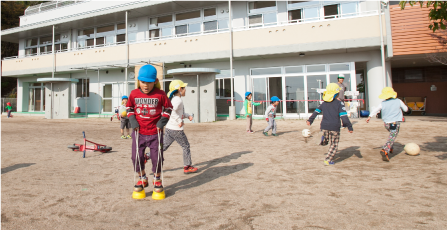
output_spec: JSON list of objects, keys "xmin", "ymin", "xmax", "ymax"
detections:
[
  {"xmin": 163, "ymin": 128, "xmax": 192, "ymax": 166},
  {"xmin": 383, "ymin": 122, "xmax": 401, "ymax": 152},
  {"xmin": 323, "ymin": 130, "xmax": 340, "ymax": 161}
]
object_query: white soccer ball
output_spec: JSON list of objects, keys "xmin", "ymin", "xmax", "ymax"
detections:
[
  {"xmin": 404, "ymin": 143, "xmax": 420, "ymax": 156},
  {"xmin": 302, "ymin": 129, "xmax": 311, "ymax": 138}
]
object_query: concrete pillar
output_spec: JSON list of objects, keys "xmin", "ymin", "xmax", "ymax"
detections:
[
  {"xmin": 385, "ymin": 61, "xmax": 392, "ymax": 87},
  {"xmin": 366, "ymin": 51, "xmax": 386, "ymax": 112}
]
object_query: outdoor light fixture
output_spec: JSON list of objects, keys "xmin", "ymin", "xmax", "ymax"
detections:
[
  {"xmin": 299, "ymin": 53, "xmax": 305, "ymax": 57},
  {"xmin": 179, "ymin": 62, "xmax": 184, "ymax": 65}
]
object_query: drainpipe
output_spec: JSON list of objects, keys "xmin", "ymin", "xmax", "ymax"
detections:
[
  {"xmin": 51, "ymin": 25, "xmax": 55, "ymax": 119},
  {"xmin": 98, "ymin": 69, "xmax": 100, "ymax": 116},
  {"xmin": 85, "ymin": 69, "xmax": 87, "ymax": 119},
  {"xmin": 125, "ymin": 11, "xmax": 129, "ymax": 96},
  {"xmin": 228, "ymin": 0, "xmax": 236, "ymax": 120},
  {"xmin": 378, "ymin": 1, "xmax": 387, "ymax": 88},
  {"xmin": 197, "ymin": 74, "xmax": 200, "ymax": 123}
]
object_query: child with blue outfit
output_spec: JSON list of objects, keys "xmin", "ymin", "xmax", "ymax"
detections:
[
  {"xmin": 263, "ymin": 96, "xmax": 280, "ymax": 136},
  {"xmin": 366, "ymin": 87, "xmax": 410, "ymax": 162},
  {"xmin": 307, "ymin": 83, "xmax": 353, "ymax": 166}
]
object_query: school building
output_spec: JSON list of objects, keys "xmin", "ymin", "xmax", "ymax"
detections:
[{"xmin": 1, "ymin": 1, "xmax": 446, "ymax": 121}]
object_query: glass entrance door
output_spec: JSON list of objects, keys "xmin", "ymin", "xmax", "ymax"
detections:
[
  {"xmin": 28, "ymin": 85, "xmax": 43, "ymax": 112},
  {"xmin": 285, "ymin": 76, "xmax": 305, "ymax": 115},
  {"xmin": 307, "ymin": 75, "xmax": 326, "ymax": 113},
  {"xmin": 252, "ymin": 77, "xmax": 283, "ymax": 116},
  {"xmin": 102, "ymin": 84, "xmax": 112, "ymax": 113}
]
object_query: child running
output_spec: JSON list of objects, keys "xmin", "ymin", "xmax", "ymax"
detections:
[
  {"xmin": 5, "ymin": 102, "xmax": 13, "ymax": 118},
  {"xmin": 244, "ymin": 92, "xmax": 262, "ymax": 133},
  {"xmin": 306, "ymin": 83, "xmax": 353, "ymax": 166},
  {"xmin": 263, "ymin": 96, "xmax": 280, "ymax": 136},
  {"xmin": 120, "ymin": 95, "xmax": 131, "ymax": 139},
  {"xmin": 163, "ymin": 80, "xmax": 198, "ymax": 174},
  {"xmin": 366, "ymin": 87, "xmax": 410, "ymax": 162},
  {"xmin": 127, "ymin": 64, "xmax": 173, "ymax": 193}
]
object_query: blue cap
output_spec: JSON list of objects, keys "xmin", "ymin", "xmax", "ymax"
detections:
[
  {"xmin": 245, "ymin": 92, "xmax": 252, "ymax": 97},
  {"xmin": 122, "ymin": 95, "xmax": 128, "ymax": 100},
  {"xmin": 271, "ymin": 96, "xmax": 280, "ymax": 102},
  {"xmin": 138, "ymin": 64, "xmax": 157, "ymax": 82}
]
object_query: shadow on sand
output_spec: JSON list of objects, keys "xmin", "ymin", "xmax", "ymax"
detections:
[
  {"xmin": 2, "ymin": 163, "xmax": 35, "ymax": 174},
  {"xmin": 158, "ymin": 151, "xmax": 253, "ymax": 197},
  {"xmin": 333, "ymin": 146, "xmax": 362, "ymax": 163}
]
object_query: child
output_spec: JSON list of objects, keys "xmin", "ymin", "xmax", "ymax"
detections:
[
  {"xmin": 127, "ymin": 64, "xmax": 173, "ymax": 193},
  {"xmin": 366, "ymin": 87, "xmax": 410, "ymax": 162},
  {"xmin": 163, "ymin": 80, "xmax": 198, "ymax": 174},
  {"xmin": 244, "ymin": 92, "xmax": 262, "ymax": 133},
  {"xmin": 306, "ymin": 83, "xmax": 353, "ymax": 166},
  {"xmin": 5, "ymin": 102, "xmax": 13, "ymax": 118},
  {"xmin": 120, "ymin": 96, "xmax": 131, "ymax": 139},
  {"xmin": 263, "ymin": 96, "xmax": 280, "ymax": 136}
]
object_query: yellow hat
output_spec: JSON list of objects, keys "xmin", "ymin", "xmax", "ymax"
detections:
[
  {"xmin": 323, "ymin": 83, "xmax": 342, "ymax": 102},
  {"xmin": 167, "ymin": 80, "xmax": 188, "ymax": 98},
  {"xmin": 378, "ymin": 87, "xmax": 397, "ymax": 99}
]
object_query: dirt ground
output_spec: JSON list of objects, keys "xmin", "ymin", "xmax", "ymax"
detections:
[{"xmin": 1, "ymin": 115, "xmax": 447, "ymax": 229}]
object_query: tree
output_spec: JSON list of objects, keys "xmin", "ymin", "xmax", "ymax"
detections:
[
  {"xmin": 427, "ymin": 29, "xmax": 447, "ymax": 65},
  {"xmin": 399, "ymin": 1, "xmax": 447, "ymax": 32},
  {"xmin": 1, "ymin": 1, "xmax": 46, "ymax": 97}
]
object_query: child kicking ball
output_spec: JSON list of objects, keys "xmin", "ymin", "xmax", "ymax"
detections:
[
  {"xmin": 127, "ymin": 64, "xmax": 173, "ymax": 194},
  {"xmin": 244, "ymin": 92, "xmax": 262, "ymax": 133},
  {"xmin": 366, "ymin": 87, "xmax": 410, "ymax": 162},
  {"xmin": 120, "ymin": 96, "xmax": 131, "ymax": 139},
  {"xmin": 263, "ymin": 96, "xmax": 280, "ymax": 136},
  {"xmin": 307, "ymin": 83, "xmax": 353, "ymax": 166},
  {"xmin": 163, "ymin": 80, "xmax": 198, "ymax": 174}
]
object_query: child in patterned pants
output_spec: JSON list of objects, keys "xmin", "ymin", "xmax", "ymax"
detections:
[
  {"xmin": 367, "ymin": 87, "xmax": 409, "ymax": 162},
  {"xmin": 307, "ymin": 83, "xmax": 353, "ymax": 166}
]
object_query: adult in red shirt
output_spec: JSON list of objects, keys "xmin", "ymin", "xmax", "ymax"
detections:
[{"xmin": 127, "ymin": 64, "xmax": 173, "ymax": 194}]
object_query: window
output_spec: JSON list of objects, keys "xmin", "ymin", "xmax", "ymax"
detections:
[
  {"xmin": 149, "ymin": 29, "xmax": 160, "ymax": 39},
  {"xmin": 304, "ymin": 7, "xmax": 319, "ymax": 21},
  {"xmin": 26, "ymin": 38, "xmax": 38, "ymax": 47},
  {"xmin": 161, "ymin": 27, "xmax": 173, "ymax": 37},
  {"xmin": 158, "ymin": 15, "xmax": 173, "ymax": 24},
  {"xmin": 341, "ymin": 3, "xmax": 357, "ymax": 17},
  {"xmin": 285, "ymin": 66, "xmax": 303, "ymax": 74},
  {"xmin": 251, "ymin": 67, "xmax": 281, "ymax": 75},
  {"xmin": 215, "ymin": 78, "xmax": 235, "ymax": 98},
  {"xmin": 288, "ymin": 9, "xmax": 302, "ymax": 22},
  {"xmin": 175, "ymin": 25, "xmax": 188, "ymax": 36},
  {"xmin": 40, "ymin": 36, "xmax": 52, "ymax": 45},
  {"xmin": 218, "ymin": 19, "xmax": 229, "ymax": 31},
  {"xmin": 97, "ymin": 25, "xmax": 114, "ymax": 33},
  {"xmin": 263, "ymin": 12, "xmax": 277, "ymax": 25},
  {"xmin": 204, "ymin": 8, "xmax": 216, "ymax": 17},
  {"xmin": 249, "ymin": 1, "xmax": 276, "ymax": 14},
  {"xmin": 86, "ymin": 38, "xmax": 94, "ymax": 47},
  {"xmin": 117, "ymin": 23, "xmax": 126, "ymax": 30},
  {"xmin": 307, "ymin": 65, "xmax": 326, "ymax": 73},
  {"xmin": 25, "ymin": 48, "xmax": 38, "ymax": 55},
  {"xmin": 330, "ymin": 74, "xmax": 351, "ymax": 91},
  {"xmin": 329, "ymin": 63, "xmax": 350, "ymax": 71},
  {"xmin": 249, "ymin": 15, "xmax": 263, "ymax": 27},
  {"xmin": 128, "ymin": 33, "xmax": 137, "ymax": 43},
  {"xmin": 176, "ymin": 10, "xmax": 200, "ymax": 21},
  {"xmin": 79, "ymin": 28, "xmax": 94, "ymax": 37},
  {"xmin": 76, "ymin": 79, "xmax": 90, "ymax": 98},
  {"xmin": 204, "ymin": 21, "xmax": 217, "ymax": 32},
  {"xmin": 324, "ymin": 4, "xmax": 339, "ymax": 19},
  {"xmin": 117, "ymin": 34, "xmax": 125, "ymax": 43}
]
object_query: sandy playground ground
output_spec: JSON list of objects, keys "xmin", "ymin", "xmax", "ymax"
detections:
[{"xmin": 1, "ymin": 115, "xmax": 447, "ymax": 229}]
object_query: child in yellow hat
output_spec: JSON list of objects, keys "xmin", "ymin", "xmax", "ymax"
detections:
[
  {"xmin": 366, "ymin": 87, "xmax": 410, "ymax": 162},
  {"xmin": 163, "ymin": 80, "xmax": 198, "ymax": 174},
  {"xmin": 306, "ymin": 83, "xmax": 354, "ymax": 166}
]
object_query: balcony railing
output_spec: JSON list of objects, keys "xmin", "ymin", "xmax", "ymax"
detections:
[
  {"xmin": 24, "ymin": 1, "xmax": 88, "ymax": 16},
  {"xmin": 3, "ymin": 10, "xmax": 380, "ymax": 60}
]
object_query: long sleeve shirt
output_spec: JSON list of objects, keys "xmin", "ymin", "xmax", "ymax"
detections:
[
  {"xmin": 369, "ymin": 98, "xmax": 408, "ymax": 123},
  {"xmin": 126, "ymin": 88, "xmax": 173, "ymax": 135},
  {"xmin": 244, "ymin": 99, "xmax": 261, "ymax": 116},
  {"xmin": 307, "ymin": 100, "xmax": 353, "ymax": 132},
  {"xmin": 166, "ymin": 96, "xmax": 190, "ymax": 131},
  {"xmin": 264, "ymin": 104, "xmax": 277, "ymax": 118}
]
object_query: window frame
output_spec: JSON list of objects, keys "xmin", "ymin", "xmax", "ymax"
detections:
[
  {"xmin": 247, "ymin": 1, "xmax": 278, "ymax": 28},
  {"xmin": 76, "ymin": 78, "xmax": 90, "ymax": 98}
]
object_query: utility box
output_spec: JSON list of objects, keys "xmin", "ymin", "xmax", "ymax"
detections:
[
  {"xmin": 166, "ymin": 68, "xmax": 220, "ymax": 123},
  {"xmin": 38, "ymin": 78, "xmax": 79, "ymax": 119}
]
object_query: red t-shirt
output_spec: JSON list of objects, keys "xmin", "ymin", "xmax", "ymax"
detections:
[{"xmin": 126, "ymin": 88, "xmax": 173, "ymax": 135}]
